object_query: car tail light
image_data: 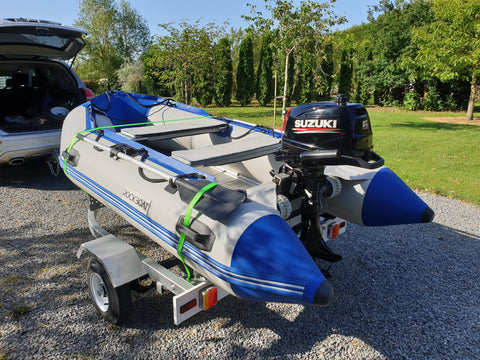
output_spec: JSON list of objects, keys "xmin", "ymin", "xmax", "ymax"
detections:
[{"xmin": 83, "ymin": 88, "xmax": 94, "ymax": 102}]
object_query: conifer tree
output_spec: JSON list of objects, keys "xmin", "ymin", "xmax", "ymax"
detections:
[
  {"xmin": 256, "ymin": 36, "xmax": 274, "ymax": 106},
  {"xmin": 338, "ymin": 50, "xmax": 353, "ymax": 98},
  {"xmin": 214, "ymin": 37, "xmax": 233, "ymax": 107},
  {"xmin": 318, "ymin": 42, "xmax": 334, "ymax": 100},
  {"xmin": 236, "ymin": 35, "xmax": 255, "ymax": 106}
]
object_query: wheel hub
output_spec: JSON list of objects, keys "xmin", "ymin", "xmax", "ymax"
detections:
[{"xmin": 90, "ymin": 273, "xmax": 109, "ymax": 312}]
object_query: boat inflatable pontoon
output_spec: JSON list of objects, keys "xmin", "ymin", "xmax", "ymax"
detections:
[{"xmin": 61, "ymin": 91, "xmax": 433, "ymax": 324}]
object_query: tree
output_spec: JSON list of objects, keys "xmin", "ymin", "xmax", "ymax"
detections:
[
  {"xmin": 317, "ymin": 41, "xmax": 334, "ymax": 100},
  {"xmin": 337, "ymin": 50, "xmax": 353, "ymax": 98},
  {"xmin": 142, "ymin": 21, "xmax": 225, "ymax": 104},
  {"xmin": 236, "ymin": 35, "xmax": 255, "ymax": 106},
  {"xmin": 114, "ymin": 0, "xmax": 151, "ymax": 62},
  {"xmin": 214, "ymin": 37, "xmax": 233, "ymax": 107},
  {"xmin": 75, "ymin": 0, "xmax": 150, "ymax": 88},
  {"xmin": 192, "ymin": 30, "xmax": 216, "ymax": 106},
  {"xmin": 244, "ymin": 0, "xmax": 346, "ymax": 114},
  {"xmin": 412, "ymin": 0, "xmax": 480, "ymax": 120},
  {"xmin": 141, "ymin": 42, "xmax": 175, "ymax": 96},
  {"xmin": 227, "ymin": 27, "xmax": 246, "ymax": 97},
  {"xmin": 356, "ymin": 0, "xmax": 432, "ymax": 106},
  {"xmin": 256, "ymin": 35, "xmax": 274, "ymax": 106},
  {"xmin": 331, "ymin": 0, "xmax": 435, "ymax": 107},
  {"xmin": 117, "ymin": 61, "xmax": 145, "ymax": 93},
  {"xmin": 75, "ymin": 0, "xmax": 121, "ymax": 87}
]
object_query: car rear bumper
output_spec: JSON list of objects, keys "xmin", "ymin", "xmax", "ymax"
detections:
[{"xmin": 0, "ymin": 129, "xmax": 60, "ymax": 165}]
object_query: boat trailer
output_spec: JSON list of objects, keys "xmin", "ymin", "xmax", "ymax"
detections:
[{"xmin": 77, "ymin": 197, "xmax": 229, "ymax": 325}]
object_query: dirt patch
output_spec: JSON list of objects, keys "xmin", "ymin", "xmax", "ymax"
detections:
[
  {"xmin": 423, "ymin": 117, "xmax": 480, "ymax": 126},
  {"xmin": 365, "ymin": 106, "xmax": 480, "ymax": 126}
]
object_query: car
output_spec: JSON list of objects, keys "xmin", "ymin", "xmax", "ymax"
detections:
[{"xmin": 0, "ymin": 18, "xmax": 93, "ymax": 166}]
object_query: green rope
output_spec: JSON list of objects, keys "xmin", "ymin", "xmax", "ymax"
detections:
[{"xmin": 177, "ymin": 182, "xmax": 218, "ymax": 282}]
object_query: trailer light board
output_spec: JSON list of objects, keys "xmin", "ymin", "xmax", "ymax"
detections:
[{"xmin": 329, "ymin": 221, "xmax": 346, "ymax": 239}]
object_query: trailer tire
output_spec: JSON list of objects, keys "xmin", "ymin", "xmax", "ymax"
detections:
[{"xmin": 87, "ymin": 259, "xmax": 131, "ymax": 325}]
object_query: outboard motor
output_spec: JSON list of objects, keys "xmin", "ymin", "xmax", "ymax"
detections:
[
  {"xmin": 278, "ymin": 94, "xmax": 383, "ymax": 168},
  {"xmin": 273, "ymin": 95, "xmax": 433, "ymax": 263}
]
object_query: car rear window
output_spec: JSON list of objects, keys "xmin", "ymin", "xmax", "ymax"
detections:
[{"xmin": 1, "ymin": 32, "xmax": 72, "ymax": 50}]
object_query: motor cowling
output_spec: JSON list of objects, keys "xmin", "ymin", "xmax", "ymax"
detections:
[{"xmin": 279, "ymin": 95, "xmax": 383, "ymax": 168}]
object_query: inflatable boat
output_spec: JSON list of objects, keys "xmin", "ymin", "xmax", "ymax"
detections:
[{"xmin": 60, "ymin": 91, "xmax": 433, "ymax": 324}]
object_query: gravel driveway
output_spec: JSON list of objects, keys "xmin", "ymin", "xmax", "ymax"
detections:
[{"xmin": 1, "ymin": 163, "xmax": 479, "ymax": 359}]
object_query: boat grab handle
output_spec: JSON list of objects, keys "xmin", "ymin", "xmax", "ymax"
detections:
[{"xmin": 108, "ymin": 143, "xmax": 168, "ymax": 183}]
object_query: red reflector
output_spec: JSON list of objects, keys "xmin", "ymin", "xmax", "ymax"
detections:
[
  {"xmin": 180, "ymin": 299, "xmax": 197, "ymax": 314},
  {"xmin": 202, "ymin": 287, "xmax": 218, "ymax": 310}
]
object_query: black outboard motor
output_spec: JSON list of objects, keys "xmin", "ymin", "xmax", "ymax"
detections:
[
  {"xmin": 274, "ymin": 95, "xmax": 383, "ymax": 263},
  {"xmin": 278, "ymin": 94, "xmax": 383, "ymax": 168}
]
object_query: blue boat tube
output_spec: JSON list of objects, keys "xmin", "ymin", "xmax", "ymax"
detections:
[
  {"xmin": 324, "ymin": 165, "xmax": 434, "ymax": 226},
  {"xmin": 230, "ymin": 214, "xmax": 333, "ymax": 305}
]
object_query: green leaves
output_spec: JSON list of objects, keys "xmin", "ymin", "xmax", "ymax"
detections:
[
  {"xmin": 256, "ymin": 36, "xmax": 274, "ymax": 106},
  {"xmin": 236, "ymin": 36, "xmax": 255, "ymax": 106},
  {"xmin": 413, "ymin": 0, "xmax": 480, "ymax": 81},
  {"xmin": 75, "ymin": 0, "xmax": 150, "ymax": 89},
  {"xmin": 143, "ymin": 21, "xmax": 228, "ymax": 105},
  {"xmin": 214, "ymin": 38, "xmax": 233, "ymax": 107},
  {"xmin": 245, "ymin": 0, "xmax": 345, "ymax": 113},
  {"xmin": 409, "ymin": 0, "xmax": 480, "ymax": 118}
]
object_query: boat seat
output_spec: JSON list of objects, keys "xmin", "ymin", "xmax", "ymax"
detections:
[
  {"xmin": 171, "ymin": 134, "xmax": 281, "ymax": 166},
  {"xmin": 120, "ymin": 118, "xmax": 227, "ymax": 141}
]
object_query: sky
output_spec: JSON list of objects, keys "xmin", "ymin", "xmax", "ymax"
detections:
[{"xmin": 1, "ymin": 0, "xmax": 379, "ymax": 36}]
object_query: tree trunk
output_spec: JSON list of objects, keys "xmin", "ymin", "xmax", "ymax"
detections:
[
  {"xmin": 185, "ymin": 76, "xmax": 190, "ymax": 105},
  {"xmin": 282, "ymin": 51, "xmax": 290, "ymax": 117},
  {"xmin": 466, "ymin": 71, "xmax": 477, "ymax": 121}
]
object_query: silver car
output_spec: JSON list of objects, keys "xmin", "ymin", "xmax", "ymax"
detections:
[{"xmin": 0, "ymin": 18, "xmax": 93, "ymax": 165}]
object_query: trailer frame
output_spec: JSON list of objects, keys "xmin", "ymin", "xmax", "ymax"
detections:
[{"xmin": 77, "ymin": 198, "xmax": 228, "ymax": 325}]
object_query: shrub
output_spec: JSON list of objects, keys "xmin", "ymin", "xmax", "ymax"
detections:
[
  {"xmin": 424, "ymin": 86, "xmax": 442, "ymax": 111},
  {"xmin": 403, "ymin": 91, "xmax": 422, "ymax": 111}
]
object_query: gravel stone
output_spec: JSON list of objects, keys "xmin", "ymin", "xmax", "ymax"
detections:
[{"xmin": 0, "ymin": 162, "xmax": 479, "ymax": 359}]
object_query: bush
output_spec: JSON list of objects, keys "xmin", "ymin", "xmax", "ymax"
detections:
[
  {"xmin": 403, "ymin": 91, "xmax": 422, "ymax": 111},
  {"xmin": 424, "ymin": 86, "xmax": 442, "ymax": 111},
  {"xmin": 117, "ymin": 61, "xmax": 146, "ymax": 94}
]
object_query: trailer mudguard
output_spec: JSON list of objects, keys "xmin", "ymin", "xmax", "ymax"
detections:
[{"xmin": 77, "ymin": 234, "xmax": 147, "ymax": 287}]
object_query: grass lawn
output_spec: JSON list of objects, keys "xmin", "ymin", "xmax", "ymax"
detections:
[{"xmin": 207, "ymin": 105, "xmax": 480, "ymax": 206}]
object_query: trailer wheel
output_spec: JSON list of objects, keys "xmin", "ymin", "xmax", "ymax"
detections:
[{"xmin": 87, "ymin": 259, "xmax": 131, "ymax": 325}]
